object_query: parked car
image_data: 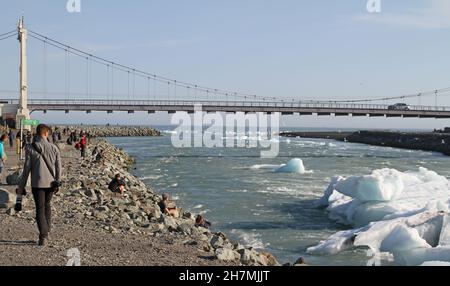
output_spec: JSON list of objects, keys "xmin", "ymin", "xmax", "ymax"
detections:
[{"xmin": 388, "ymin": 103, "xmax": 410, "ymax": 111}]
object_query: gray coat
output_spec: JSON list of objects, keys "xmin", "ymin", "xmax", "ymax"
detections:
[{"xmin": 19, "ymin": 136, "xmax": 62, "ymax": 189}]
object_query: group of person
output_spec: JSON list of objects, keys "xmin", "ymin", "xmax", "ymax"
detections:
[
  {"xmin": 13, "ymin": 129, "xmax": 32, "ymax": 150},
  {"xmin": 5, "ymin": 123, "xmax": 211, "ymax": 247},
  {"xmin": 66, "ymin": 130, "xmax": 88, "ymax": 158}
]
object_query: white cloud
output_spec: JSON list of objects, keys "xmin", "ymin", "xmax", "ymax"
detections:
[{"xmin": 355, "ymin": 0, "xmax": 450, "ymax": 29}]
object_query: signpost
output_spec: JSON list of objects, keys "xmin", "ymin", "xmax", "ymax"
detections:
[
  {"xmin": 19, "ymin": 119, "xmax": 39, "ymax": 160},
  {"xmin": 22, "ymin": 119, "xmax": 39, "ymax": 126}
]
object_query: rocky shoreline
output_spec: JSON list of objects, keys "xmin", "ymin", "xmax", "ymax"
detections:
[
  {"xmin": 280, "ymin": 130, "xmax": 450, "ymax": 156},
  {"xmin": 0, "ymin": 127, "xmax": 280, "ymax": 266},
  {"xmin": 60, "ymin": 126, "xmax": 161, "ymax": 137}
]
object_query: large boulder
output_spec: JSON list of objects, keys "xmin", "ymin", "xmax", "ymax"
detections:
[
  {"xmin": 83, "ymin": 189, "xmax": 96, "ymax": 198},
  {"xmin": 210, "ymin": 235, "xmax": 224, "ymax": 249},
  {"xmin": 238, "ymin": 248, "xmax": 263, "ymax": 265},
  {"xmin": 142, "ymin": 203, "xmax": 162, "ymax": 220},
  {"xmin": 215, "ymin": 247, "xmax": 240, "ymax": 262},
  {"xmin": 177, "ymin": 223, "xmax": 194, "ymax": 235},
  {"xmin": 259, "ymin": 252, "xmax": 281, "ymax": 266},
  {"xmin": 6, "ymin": 170, "xmax": 22, "ymax": 186},
  {"xmin": 159, "ymin": 215, "xmax": 178, "ymax": 230},
  {"xmin": 0, "ymin": 189, "xmax": 16, "ymax": 209}
]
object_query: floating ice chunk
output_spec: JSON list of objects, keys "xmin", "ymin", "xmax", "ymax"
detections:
[
  {"xmin": 352, "ymin": 202, "xmax": 400, "ymax": 227},
  {"xmin": 420, "ymin": 261, "xmax": 450, "ymax": 266},
  {"xmin": 395, "ymin": 246, "xmax": 450, "ymax": 266},
  {"xmin": 315, "ymin": 176, "xmax": 344, "ymax": 207},
  {"xmin": 379, "ymin": 225, "xmax": 430, "ymax": 253},
  {"xmin": 274, "ymin": 158, "xmax": 311, "ymax": 174},
  {"xmin": 311, "ymin": 211, "xmax": 448, "ymax": 264},
  {"xmin": 326, "ymin": 192, "xmax": 358, "ymax": 225},
  {"xmin": 306, "ymin": 227, "xmax": 364, "ymax": 255},
  {"xmin": 438, "ymin": 214, "xmax": 450, "ymax": 246},
  {"xmin": 310, "ymin": 167, "xmax": 450, "ymax": 264},
  {"xmin": 353, "ymin": 211, "xmax": 441, "ymax": 251},
  {"xmin": 413, "ymin": 214, "xmax": 444, "ymax": 247},
  {"xmin": 334, "ymin": 168, "xmax": 405, "ymax": 202},
  {"xmin": 250, "ymin": 164, "xmax": 281, "ymax": 170},
  {"xmin": 316, "ymin": 167, "xmax": 450, "ymax": 228}
]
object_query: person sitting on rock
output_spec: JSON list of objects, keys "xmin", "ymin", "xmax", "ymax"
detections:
[
  {"xmin": 91, "ymin": 146, "xmax": 99, "ymax": 160},
  {"xmin": 108, "ymin": 174, "xmax": 126, "ymax": 197},
  {"xmin": 95, "ymin": 150, "xmax": 105, "ymax": 164},
  {"xmin": 194, "ymin": 214, "xmax": 211, "ymax": 229},
  {"xmin": 158, "ymin": 193, "xmax": 180, "ymax": 218}
]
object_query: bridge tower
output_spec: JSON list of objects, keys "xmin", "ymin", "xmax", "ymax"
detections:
[{"xmin": 15, "ymin": 17, "xmax": 30, "ymax": 129}]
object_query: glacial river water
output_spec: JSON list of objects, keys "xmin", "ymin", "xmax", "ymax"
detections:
[{"xmin": 107, "ymin": 127, "xmax": 450, "ymax": 265}]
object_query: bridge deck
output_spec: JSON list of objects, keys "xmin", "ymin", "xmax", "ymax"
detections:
[{"xmin": 4, "ymin": 99, "xmax": 450, "ymax": 118}]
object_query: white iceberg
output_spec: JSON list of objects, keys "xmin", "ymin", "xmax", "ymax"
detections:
[
  {"xmin": 420, "ymin": 261, "xmax": 450, "ymax": 266},
  {"xmin": 308, "ymin": 167, "xmax": 450, "ymax": 265},
  {"xmin": 274, "ymin": 158, "xmax": 312, "ymax": 174}
]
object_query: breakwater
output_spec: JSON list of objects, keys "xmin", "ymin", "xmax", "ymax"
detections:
[
  {"xmin": 280, "ymin": 130, "xmax": 450, "ymax": 156},
  {"xmin": 59, "ymin": 126, "xmax": 161, "ymax": 137}
]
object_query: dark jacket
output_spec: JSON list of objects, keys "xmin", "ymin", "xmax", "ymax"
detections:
[{"xmin": 108, "ymin": 178, "xmax": 125, "ymax": 192}]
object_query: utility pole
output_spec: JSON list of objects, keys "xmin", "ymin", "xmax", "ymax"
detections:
[{"xmin": 16, "ymin": 17, "xmax": 30, "ymax": 130}]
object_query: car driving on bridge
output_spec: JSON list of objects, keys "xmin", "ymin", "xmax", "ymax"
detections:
[{"xmin": 388, "ymin": 103, "xmax": 410, "ymax": 111}]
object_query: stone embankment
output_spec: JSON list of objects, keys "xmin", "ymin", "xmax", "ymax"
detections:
[
  {"xmin": 346, "ymin": 131, "xmax": 450, "ymax": 156},
  {"xmin": 58, "ymin": 126, "xmax": 161, "ymax": 137},
  {"xmin": 0, "ymin": 131, "xmax": 279, "ymax": 266},
  {"xmin": 280, "ymin": 130, "xmax": 450, "ymax": 156}
]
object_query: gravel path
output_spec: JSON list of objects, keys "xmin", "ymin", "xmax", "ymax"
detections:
[{"xmin": 0, "ymin": 210, "xmax": 233, "ymax": 266}]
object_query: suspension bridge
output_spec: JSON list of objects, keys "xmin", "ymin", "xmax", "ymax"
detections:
[{"xmin": 1, "ymin": 18, "xmax": 450, "ymax": 128}]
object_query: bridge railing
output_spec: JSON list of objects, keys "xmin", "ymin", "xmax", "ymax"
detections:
[{"xmin": 3, "ymin": 98, "xmax": 450, "ymax": 112}]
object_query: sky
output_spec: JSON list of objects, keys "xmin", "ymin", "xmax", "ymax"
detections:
[{"xmin": 1, "ymin": 0, "xmax": 450, "ymax": 129}]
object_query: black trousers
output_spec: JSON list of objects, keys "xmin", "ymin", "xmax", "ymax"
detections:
[{"xmin": 32, "ymin": 188, "xmax": 54, "ymax": 238}]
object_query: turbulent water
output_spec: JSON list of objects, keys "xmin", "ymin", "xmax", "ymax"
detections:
[{"xmin": 107, "ymin": 127, "xmax": 450, "ymax": 265}]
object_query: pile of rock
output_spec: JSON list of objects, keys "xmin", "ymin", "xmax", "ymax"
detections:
[
  {"xmin": 59, "ymin": 126, "xmax": 161, "ymax": 137},
  {"xmin": 6, "ymin": 138, "xmax": 279, "ymax": 266}
]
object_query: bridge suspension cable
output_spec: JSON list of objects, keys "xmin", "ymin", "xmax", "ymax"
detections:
[
  {"xmin": 27, "ymin": 29, "xmax": 264, "ymax": 102},
  {"xmin": 0, "ymin": 30, "xmax": 17, "ymax": 41},
  {"xmin": 327, "ymin": 87, "xmax": 450, "ymax": 104}
]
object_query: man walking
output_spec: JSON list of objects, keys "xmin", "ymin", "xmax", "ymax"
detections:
[
  {"xmin": 17, "ymin": 124, "xmax": 62, "ymax": 246},
  {"xmin": 79, "ymin": 132, "xmax": 87, "ymax": 158},
  {"xmin": 8, "ymin": 130, "xmax": 14, "ymax": 148}
]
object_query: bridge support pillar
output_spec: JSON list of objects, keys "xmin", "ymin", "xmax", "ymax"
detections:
[{"xmin": 15, "ymin": 17, "xmax": 30, "ymax": 130}]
